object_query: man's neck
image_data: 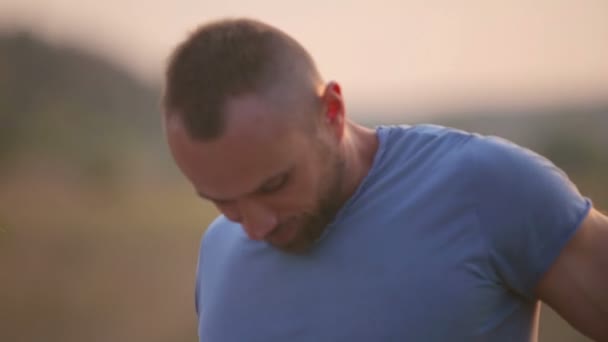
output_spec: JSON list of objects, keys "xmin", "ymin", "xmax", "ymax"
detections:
[{"xmin": 339, "ymin": 121, "xmax": 379, "ymax": 205}]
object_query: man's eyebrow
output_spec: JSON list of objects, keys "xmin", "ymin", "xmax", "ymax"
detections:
[{"xmin": 196, "ymin": 165, "xmax": 294, "ymax": 202}]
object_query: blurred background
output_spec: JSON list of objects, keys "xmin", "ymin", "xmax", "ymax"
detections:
[{"xmin": 0, "ymin": 1, "xmax": 606, "ymax": 341}]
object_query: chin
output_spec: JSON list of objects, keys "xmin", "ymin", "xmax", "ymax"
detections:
[
  {"xmin": 271, "ymin": 239, "xmax": 314, "ymax": 255},
  {"xmin": 270, "ymin": 224, "xmax": 325, "ymax": 255}
]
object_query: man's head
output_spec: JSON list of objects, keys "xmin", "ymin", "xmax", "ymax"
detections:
[
  {"xmin": 162, "ymin": 18, "xmax": 349, "ymax": 253},
  {"xmin": 163, "ymin": 18, "xmax": 324, "ymax": 140}
]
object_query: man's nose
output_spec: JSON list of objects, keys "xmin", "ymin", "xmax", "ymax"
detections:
[{"xmin": 238, "ymin": 200, "xmax": 278, "ymax": 240}]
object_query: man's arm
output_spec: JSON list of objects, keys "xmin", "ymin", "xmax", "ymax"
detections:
[{"xmin": 536, "ymin": 208, "xmax": 608, "ymax": 341}]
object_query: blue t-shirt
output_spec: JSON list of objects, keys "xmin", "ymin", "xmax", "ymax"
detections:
[{"xmin": 195, "ymin": 124, "xmax": 591, "ymax": 341}]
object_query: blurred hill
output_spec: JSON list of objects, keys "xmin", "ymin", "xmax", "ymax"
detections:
[{"xmin": 0, "ymin": 31, "xmax": 165, "ymax": 184}]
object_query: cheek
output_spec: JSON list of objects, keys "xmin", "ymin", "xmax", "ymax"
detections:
[{"xmin": 267, "ymin": 176, "xmax": 322, "ymax": 214}]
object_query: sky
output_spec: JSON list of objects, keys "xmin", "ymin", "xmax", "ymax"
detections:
[{"xmin": 1, "ymin": 0, "xmax": 607, "ymax": 117}]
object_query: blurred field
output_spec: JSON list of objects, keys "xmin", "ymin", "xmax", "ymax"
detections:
[
  {"xmin": 1, "ymin": 32, "xmax": 606, "ymax": 342},
  {"xmin": 0, "ymin": 167, "xmax": 215, "ymax": 342}
]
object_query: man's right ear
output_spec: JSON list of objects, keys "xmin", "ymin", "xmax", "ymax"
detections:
[
  {"xmin": 320, "ymin": 81, "xmax": 345, "ymax": 140},
  {"xmin": 322, "ymin": 81, "xmax": 344, "ymax": 123}
]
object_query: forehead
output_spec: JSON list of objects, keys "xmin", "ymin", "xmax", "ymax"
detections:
[{"xmin": 166, "ymin": 93, "xmax": 311, "ymax": 199}]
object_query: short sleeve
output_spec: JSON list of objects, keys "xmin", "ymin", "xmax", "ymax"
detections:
[{"xmin": 469, "ymin": 135, "xmax": 591, "ymax": 300}]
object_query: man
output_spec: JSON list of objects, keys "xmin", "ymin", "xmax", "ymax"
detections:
[{"xmin": 162, "ymin": 18, "xmax": 608, "ymax": 341}]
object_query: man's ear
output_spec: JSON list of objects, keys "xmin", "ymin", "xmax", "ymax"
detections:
[{"xmin": 321, "ymin": 81, "xmax": 345, "ymax": 140}]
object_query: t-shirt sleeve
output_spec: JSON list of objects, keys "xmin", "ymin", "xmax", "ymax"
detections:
[{"xmin": 469, "ymin": 135, "xmax": 591, "ymax": 300}]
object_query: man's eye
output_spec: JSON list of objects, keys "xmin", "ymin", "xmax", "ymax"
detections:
[{"xmin": 259, "ymin": 175, "xmax": 288, "ymax": 194}]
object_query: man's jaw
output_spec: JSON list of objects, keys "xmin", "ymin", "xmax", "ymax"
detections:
[{"xmin": 265, "ymin": 216, "xmax": 325, "ymax": 254}]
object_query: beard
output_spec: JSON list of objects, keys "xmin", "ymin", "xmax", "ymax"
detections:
[{"xmin": 266, "ymin": 147, "xmax": 346, "ymax": 254}]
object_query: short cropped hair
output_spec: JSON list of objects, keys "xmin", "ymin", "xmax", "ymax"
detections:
[{"xmin": 163, "ymin": 18, "xmax": 323, "ymax": 140}]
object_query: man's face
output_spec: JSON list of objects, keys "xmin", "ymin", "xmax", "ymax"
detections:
[{"xmin": 165, "ymin": 92, "xmax": 345, "ymax": 254}]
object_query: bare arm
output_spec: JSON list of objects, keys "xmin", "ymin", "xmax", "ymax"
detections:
[{"xmin": 536, "ymin": 208, "xmax": 608, "ymax": 341}]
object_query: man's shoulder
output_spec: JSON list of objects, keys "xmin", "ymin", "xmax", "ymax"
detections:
[
  {"xmin": 199, "ymin": 215, "xmax": 243, "ymax": 258},
  {"xmin": 378, "ymin": 124, "xmax": 476, "ymax": 171},
  {"xmin": 378, "ymin": 123, "xmax": 543, "ymax": 183},
  {"xmin": 399, "ymin": 124, "xmax": 537, "ymax": 166},
  {"xmin": 380, "ymin": 124, "xmax": 475, "ymax": 157},
  {"xmin": 382, "ymin": 123, "xmax": 472, "ymax": 142},
  {"xmin": 455, "ymin": 131, "xmax": 550, "ymax": 179}
]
